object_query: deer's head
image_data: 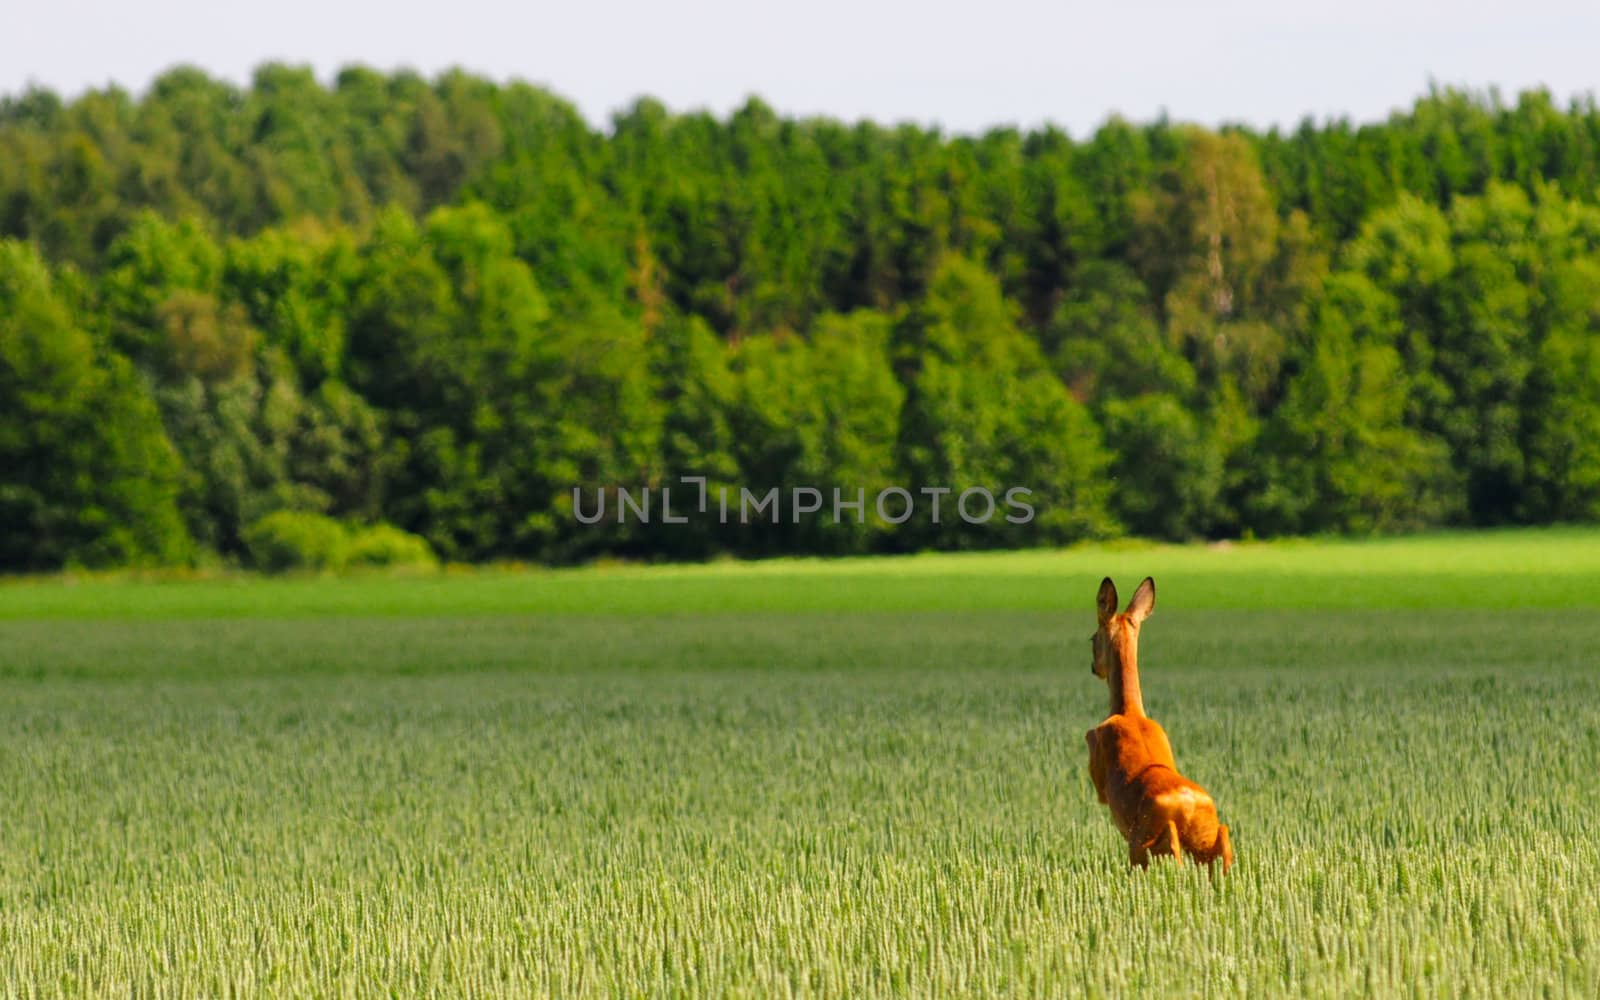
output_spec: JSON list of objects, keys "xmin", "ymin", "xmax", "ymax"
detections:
[{"xmin": 1091, "ymin": 576, "xmax": 1155, "ymax": 679}]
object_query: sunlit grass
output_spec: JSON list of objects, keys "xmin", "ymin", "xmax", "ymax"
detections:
[{"xmin": 3, "ymin": 525, "xmax": 1599, "ymax": 620}]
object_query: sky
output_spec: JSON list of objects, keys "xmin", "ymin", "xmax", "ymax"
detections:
[{"xmin": 5, "ymin": 1, "xmax": 1600, "ymax": 136}]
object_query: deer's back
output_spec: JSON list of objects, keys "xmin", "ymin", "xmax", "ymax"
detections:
[
  {"xmin": 1092, "ymin": 714, "xmax": 1176, "ymax": 776},
  {"xmin": 1087, "ymin": 714, "xmax": 1184, "ymax": 834}
]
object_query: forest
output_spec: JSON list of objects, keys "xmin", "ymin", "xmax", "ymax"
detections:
[{"xmin": 3, "ymin": 65, "xmax": 1599, "ymax": 570}]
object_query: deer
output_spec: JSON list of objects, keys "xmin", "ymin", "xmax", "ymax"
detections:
[{"xmin": 1084, "ymin": 576, "xmax": 1233, "ymax": 872}]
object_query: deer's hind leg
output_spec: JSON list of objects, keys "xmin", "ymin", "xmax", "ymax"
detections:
[
  {"xmin": 1142, "ymin": 818, "xmax": 1181, "ymax": 865},
  {"xmin": 1130, "ymin": 816, "xmax": 1180, "ymax": 869}
]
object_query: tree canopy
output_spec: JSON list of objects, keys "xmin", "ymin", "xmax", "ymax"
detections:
[{"xmin": 3, "ymin": 69, "xmax": 1599, "ymax": 569}]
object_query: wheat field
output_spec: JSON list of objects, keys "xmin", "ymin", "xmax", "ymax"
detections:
[{"xmin": 2, "ymin": 529, "xmax": 1598, "ymax": 996}]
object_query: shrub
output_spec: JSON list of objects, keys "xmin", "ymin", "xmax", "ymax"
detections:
[
  {"xmin": 344, "ymin": 523, "xmax": 438, "ymax": 570},
  {"xmin": 242, "ymin": 511, "xmax": 349, "ymax": 572},
  {"xmin": 241, "ymin": 512, "xmax": 438, "ymax": 573}
]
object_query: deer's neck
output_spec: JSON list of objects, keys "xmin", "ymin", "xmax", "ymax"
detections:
[{"xmin": 1108, "ymin": 632, "xmax": 1145, "ymax": 717}]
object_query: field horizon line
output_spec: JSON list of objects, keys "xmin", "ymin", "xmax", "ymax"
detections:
[{"xmin": 2, "ymin": 525, "xmax": 1597, "ymax": 621}]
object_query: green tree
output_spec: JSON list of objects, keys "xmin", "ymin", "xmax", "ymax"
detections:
[
  {"xmin": 0, "ymin": 241, "xmax": 189, "ymax": 568},
  {"xmin": 637, "ymin": 313, "xmax": 739, "ymax": 559},
  {"xmin": 101, "ymin": 213, "xmax": 322, "ymax": 554},
  {"xmin": 729, "ymin": 310, "xmax": 904, "ymax": 554},
  {"xmin": 894, "ymin": 256, "xmax": 1115, "ymax": 548},
  {"xmin": 1100, "ymin": 394, "xmax": 1224, "ymax": 540},
  {"xmin": 1046, "ymin": 261, "xmax": 1195, "ymax": 402},
  {"xmin": 1250, "ymin": 273, "xmax": 1461, "ymax": 533}
]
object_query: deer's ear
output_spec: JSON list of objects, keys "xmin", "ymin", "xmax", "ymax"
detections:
[
  {"xmin": 1096, "ymin": 578, "xmax": 1119, "ymax": 626},
  {"xmin": 1125, "ymin": 577, "xmax": 1156, "ymax": 623}
]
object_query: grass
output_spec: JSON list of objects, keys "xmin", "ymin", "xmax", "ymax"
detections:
[
  {"xmin": 2, "ymin": 528, "xmax": 1598, "ymax": 995},
  {"xmin": 5, "ymin": 524, "xmax": 1600, "ymax": 620}
]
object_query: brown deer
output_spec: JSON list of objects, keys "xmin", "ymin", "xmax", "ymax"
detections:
[{"xmin": 1084, "ymin": 577, "xmax": 1233, "ymax": 872}]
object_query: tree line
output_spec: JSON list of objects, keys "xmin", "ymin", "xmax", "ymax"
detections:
[{"xmin": 2, "ymin": 67, "xmax": 1598, "ymax": 570}]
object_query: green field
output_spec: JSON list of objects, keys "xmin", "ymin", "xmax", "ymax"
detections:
[{"xmin": 3, "ymin": 529, "xmax": 1599, "ymax": 996}]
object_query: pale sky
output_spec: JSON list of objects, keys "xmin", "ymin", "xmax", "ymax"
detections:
[{"xmin": 5, "ymin": 1, "xmax": 1599, "ymax": 136}]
